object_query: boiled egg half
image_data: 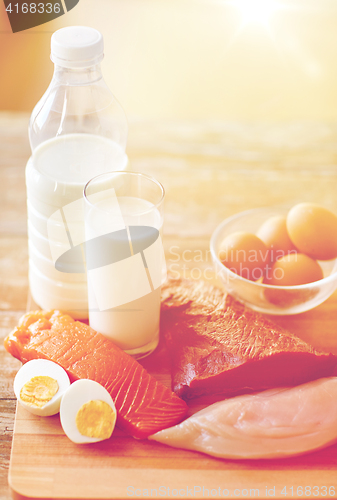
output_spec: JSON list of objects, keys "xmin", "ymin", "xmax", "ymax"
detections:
[
  {"xmin": 14, "ymin": 359, "xmax": 70, "ymax": 417},
  {"xmin": 60, "ymin": 379, "xmax": 117, "ymax": 444}
]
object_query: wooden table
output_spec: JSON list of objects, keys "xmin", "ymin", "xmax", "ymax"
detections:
[{"xmin": 1, "ymin": 113, "xmax": 337, "ymax": 500}]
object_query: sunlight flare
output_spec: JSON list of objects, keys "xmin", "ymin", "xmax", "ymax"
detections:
[{"xmin": 233, "ymin": 0, "xmax": 280, "ymax": 28}]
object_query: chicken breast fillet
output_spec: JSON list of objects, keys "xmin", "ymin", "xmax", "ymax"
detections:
[{"xmin": 150, "ymin": 377, "xmax": 337, "ymax": 459}]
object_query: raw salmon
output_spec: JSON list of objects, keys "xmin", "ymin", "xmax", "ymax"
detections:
[
  {"xmin": 4, "ymin": 310, "xmax": 188, "ymax": 439},
  {"xmin": 150, "ymin": 376, "xmax": 337, "ymax": 459},
  {"xmin": 161, "ymin": 278, "xmax": 337, "ymax": 399}
]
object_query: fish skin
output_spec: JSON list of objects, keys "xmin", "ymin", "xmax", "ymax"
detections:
[
  {"xmin": 161, "ymin": 279, "xmax": 337, "ymax": 399},
  {"xmin": 150, "ymin": 377, "xmax": 337, "ymax": 459},
  {"xmin": 4, "ymin": 310, "xmax": 188, "ymax": 439}
]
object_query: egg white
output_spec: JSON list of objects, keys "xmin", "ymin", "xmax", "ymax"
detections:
[
  {"xmin": 13, "ymin": 359, "xmax": 70, "ymax": 417},
  {"xmin": 60, "ymin": 379, "xmax": 117, "ymax": 444}
]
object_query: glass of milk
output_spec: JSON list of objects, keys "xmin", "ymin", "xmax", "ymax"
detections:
[{"xmin": 83, "ymin": 171, "xmax": 166, "ymax": 359}]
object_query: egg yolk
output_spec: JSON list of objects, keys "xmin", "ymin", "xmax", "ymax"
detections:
[
  {"xmin": 20, "ymin": 376, "xmax": 59, "ymax": 408},
  {"xmin": 76, "ymin": 400, "xmax": 115, "ymax": 440}
]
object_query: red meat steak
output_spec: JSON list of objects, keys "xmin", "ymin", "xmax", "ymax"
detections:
[
  {"xmin": 160, "ymin": 278, "xmax": 337, "ymax": 399},
  {"xmin": 4, "ymin": 310, "xmax": 188, "ymax": 439}
]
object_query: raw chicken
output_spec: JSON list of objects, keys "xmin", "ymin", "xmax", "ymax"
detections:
[{"xmin": 150, "ymin": 377, "xmax": 337, "ymax": 459}]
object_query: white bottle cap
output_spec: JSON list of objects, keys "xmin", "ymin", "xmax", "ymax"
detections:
[{"xmin": 51, "ymin": 26, "xmax": 104, "ymax": 69}]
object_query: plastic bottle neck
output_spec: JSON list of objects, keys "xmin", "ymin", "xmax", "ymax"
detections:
[{"xmin": 52, "ymin": 64, "xmax": 103, "ymax": 86}]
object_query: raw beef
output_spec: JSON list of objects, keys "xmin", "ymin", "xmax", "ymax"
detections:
[{"xmin": 161, "ymin": 278, "xmax": 337, "ymax": 399}]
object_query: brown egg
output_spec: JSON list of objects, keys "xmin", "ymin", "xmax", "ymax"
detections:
[
  {"xmin": 264, "ymin": 286, "xmax": 319, "ymax": 309},
  {"xmin": 287, "ymin": 203, "xmax": 337, "ymax": 261},
  {"xmin": 264, "ymin": 253, "xmax": 323, "ymax": 286},
  {"xmin": 219, "ymin": 231, "xmax": 269, "ymax": 281},
  {"xmin": 257, "ymin": 215, "xmax": 297, "ymax": 262}
]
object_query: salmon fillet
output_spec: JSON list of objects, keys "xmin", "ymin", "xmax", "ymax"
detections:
[
  {"xmin": 4, "ymin": 310, "xmax": 188, "ymax": 439},
  {"xmin": 161, "ymin": 278, "xmax": 337, "ymax": 399}
]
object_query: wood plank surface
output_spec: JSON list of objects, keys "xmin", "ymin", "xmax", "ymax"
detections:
[
  {"xmin": 1, "ymin": 113, "xmax": 337, "ymax": 500},
  {"xmin": 8, "ymin": 290, "xmax": 337, "ymax": 500}
]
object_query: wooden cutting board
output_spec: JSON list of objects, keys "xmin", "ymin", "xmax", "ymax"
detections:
[{"xmin": 8, "ymin": 293, "xmax": 337, "ymax": 500}]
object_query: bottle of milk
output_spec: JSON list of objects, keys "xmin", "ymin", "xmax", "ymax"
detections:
[{"xmin": 26, "ymin": 26, "xmax": 128, "ymax": 319}]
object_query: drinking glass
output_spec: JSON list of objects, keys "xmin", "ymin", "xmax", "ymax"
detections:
[{"xmin": 83, "ymin": 171, "xmax": 165, "ymax": 359}]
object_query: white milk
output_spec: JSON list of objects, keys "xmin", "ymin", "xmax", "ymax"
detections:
[
  {"xmin": 26, "ymin": 134, "xmax": 128, "ymax": 318},
  {"xmin": 85, "ymin": 196, "xmax": 164, "ymax": 357}
]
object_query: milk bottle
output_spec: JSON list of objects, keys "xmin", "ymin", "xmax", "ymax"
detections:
[{"xmin": 26, "ymin": 27, "xmax": 128, "ymax": 319}]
